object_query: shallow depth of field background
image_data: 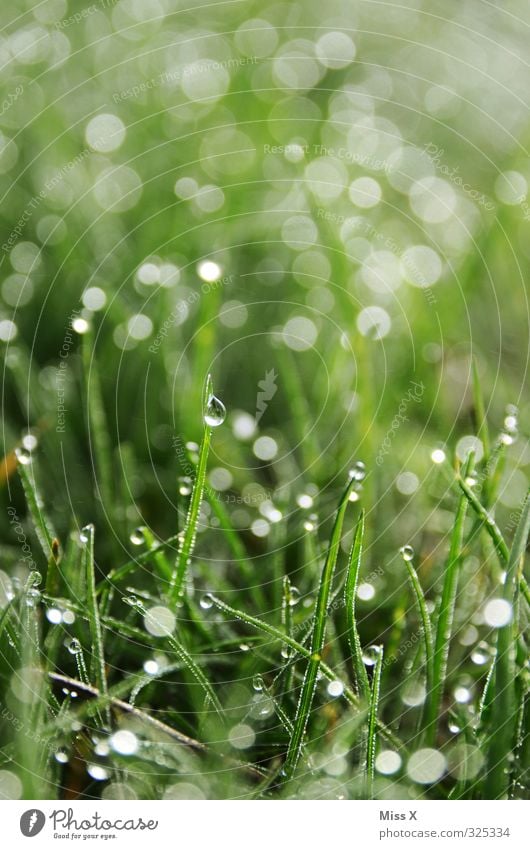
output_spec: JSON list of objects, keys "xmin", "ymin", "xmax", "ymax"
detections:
[{"xmin": 0, "ymin": 0, "xmax": 529, "ymax": 801}]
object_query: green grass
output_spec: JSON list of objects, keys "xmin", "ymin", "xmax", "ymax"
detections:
[{"xmin": 0, "ymin": 0, "xmax": 529, "ymax": 803}]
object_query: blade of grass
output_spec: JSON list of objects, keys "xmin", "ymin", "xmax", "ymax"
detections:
[
  {"xmin": 484, "ymin": 490, "xmax": 530, "ymax": 798},
  {"xmin": 82, "ymin": 523, "xmax": 109, "ymax": 724},
  {"xmin": 82, "ymin": 330, "xmax": 115, "ymax": 522},
  {"xmin": 401, "ymin": 551, "xmax": 434, "ymax": 734},
  {"xmin": 16, "ymin": 457, "xmax": 57, "ymax": 561},
  {"xmin": 169, "ymin": 375, "xmax": 216, "ymax": 603},
  {"xmin": 472, "ymin": 360, "xmax": 490, "ymax": 463},
  {"xmin": 282, "ymin": 477, "xmax": 356, "ymax": 779},
  {"xmin": 366, "ymin": 644, "xmax": 383, "ymax": 796},
  {"xmin": 426, "ymin": 455, "xmax": 473, "ymax": 745},
  {"xmin": 344, "ymin": 510, "xmax": 370, "ymax": 701}
]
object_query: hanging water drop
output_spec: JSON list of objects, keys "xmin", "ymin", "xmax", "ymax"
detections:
[
  {"xmin": 200, "ymin": 593, "xmax": 214, "ymax": 610},
  {"xmin": 80, "ymin": 524, "xmax": 94, "ymax": 543},
  {"xmin": 252, "ymin": 675, "xmax": 264, "ymax": 692},
  {"xmin": 303, "ymin": 512, "xmax": 318, "ymax": 532},
  {"xmin": 400, "ymin": 545, "xmax": 414, "ymax": 561},
  {"xmin": 29, "ymin": 570, "xmax": 42, "ymax": 587},
  {"xmin": 123, "ymin": 595, "xmax": 139, "ymax": 608},
  {"xmin": 204, "ymin": 394, "xmax": 226, "ymax": 427},
  {"xmin": 362, "ymin": 644, "xmax": 381, "ymax": 667},
  {"xmin": 178, "ymin": 476, "xmax": 192, "ymax": 496},
  {"xmin": 471, "ymin": 641, "xmax": 492, "ymax": 665},
  {"xmin": 15, "ymin": 446, "xmax": 32, "ymax": 465},
  {"xmin": 349, "ymin": 461, "xmax": 366, "ymax": 482},
  {"xmin": 67, "ymin": 638, "xmax": 82, "ymax": 655},
  {"xmin": 130, "ymin": 527, "xmax": 146, "ymax": 546},
  {"xmin": 288, "ymin": 586, "xmax": 301, "ymax": 606},
  {"xmin": 54, "ymin": 748, "xmax": 69, "ymax": 764},
  {"xmin": 26, "ymin": 588, "xmax": 41, "ymax": 607}
]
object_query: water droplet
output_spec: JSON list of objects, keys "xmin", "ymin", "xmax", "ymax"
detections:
[
  {"xmin": 14, "ymin": 446, "xmax": 32, "ymax": 465},
  {"xmin": 296, "ymin": 493, "xmax": 313, "ymax": 509},
  {"xmin": 228, "ymin": 723, "xmax": 255, "ymax": 750},
  {"xmin": 303, "ymin": 513, "xmax": 318, "ymax": 532},
  {"xmin": 357, "ymin": 583, "xmax": 375, "ymax": 601},
  {"xmin": 200, "ymin": 593, "xmax": 214, "ymax": 610},
  {"xmin": 87, "ymin": 763, "xmax": 108, "ymax": 781},
  {"xmin": 110, "ymin": 730, "xmax": 139, "ymax": 756},
  {"xmin": 204, "ymin": 394, "xmax": 226, "ymax": 427},
  {"xmin": 80, "ymin": 524, "xmax": 94, "ymax": 543},
  {"xmin": 123, "ymin": 595, "xmax": 142, "ymax": 610},
  {"xmin": 362, "ymin": 645, "xmax": 381, "ymax": 666},
  {"xmin": 349, "ymin": 461, "xmax": 366, "ymax": 482},
  {"xmin": 327, "ymin": 679, "xmax": 344, "ymax": 697},
  {"xmin": 448, "ymin": 721, "xmax": 461, "ymax": 734},
  {"xmin": 67, "ymin": 638, "xmax": 82, "ymax": 655},
  {"xmin": 54, "ymin": 748, "xmax": 69, "ymax": 764},
  {"xmin": 471, "ymin": 641, "xmax": 492, "ymax": 665},
  {"xmin": 288, "ymin": 586, "xmax": 301, "ymax": 607},
  {"xmin": 252, "ymin": 675, "xmax": 264, "ymax": 692},
  {"xmin": 400, "ymin": 545, "xmax": 414, "ymax": 561},
  {"xmin": 178, "ymin": 476, "xmax": 192, "ymax": 496},
  {"xmin": 26, "ymin": 588, "xmax": 41, "ymax": 607},
  {"xmin": 465, "ymin": 472, "xmax": 478, "ymax": 487},
  {"xmin": 130, "ymin": 527, "xmax": 146, "ymax": 545},
  {"xmin": 348, "ymin": 489, "xmax": 361, "ymax": 502},
  {"xmin": 239, "ymin": 643, "xmax": 250, "ymax": 652},
  {"xmin": 281, "ymin": 645, "xmax": 293, "ymax": 660},
  {"xmin": 143, "ymin": 659, "xmax": 159, "ymax": 675}
]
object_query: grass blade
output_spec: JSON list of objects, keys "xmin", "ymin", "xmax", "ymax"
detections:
[
  {"xmin": 366, "ymin": 645, "xmax": 383, "ymax": 795},
  {"xmin": 401, "ymin": 549, "xmax": 434, "ymax": 733},
  {"xmin": 283, "ymin": 477, "xmax": 355, "ymax": 778},
  {"xmin": 82, "ymin": 523, "xmax": 109, "ymax": 723},
  {"xmin": 426, "ymin": 456, "xmax": 473, "ymax": 744},
  {"xmin": 16, "ymin": 457, "xmax": 57, "ymax": 561},
  {"xmin": 344, "ymin": 510, "xmax": 371, "ymax": 701},
  {"xmin": 170, "ymin": 375, "xmax": 220, "ymax": 603},
  {"xmin": 484, "ymin": 490, "xmax": 530, "ymax": 798}
]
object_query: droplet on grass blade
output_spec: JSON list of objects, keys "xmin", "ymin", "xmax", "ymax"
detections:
[
  {"xmin": 362, "ymin": 645, "xmax": 381, "ymax": 666},
  {"xmin": 67, "ymin": 638, "xmax": 82, "ymax": 655},
  {"xmin": 14, "ymin": 446, "xmax": 32, "ymax": 465},
  {"xmin": 483, "ymin": 598, "xmax": 512, "ymax": 628},
  {"xmin": 399, "ymin": 544, "xmax": 414, "ymax": 561},
  {"xmin": 204, "ymin": 394, "xmax": 226, "ymax": 427},
  {"xmin": 130, "ymin": 527, "xmax": 146, "ymax": 545}
]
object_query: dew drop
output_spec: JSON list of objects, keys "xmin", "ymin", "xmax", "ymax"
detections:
[
  {"xmin": 288, "ymin": 586, "xmax": 301, "ymax": 607},
  {"xmin": 400, "ymin": 544, "xmax": 414, "ymax": 561},
  {"xmin": 297, "ymin": 493, "xmax": 313, "ymax": 509},
  {"xmin": 67, "ymin": 638, "xmax": 82, "ymax": 655},
  {"xmin": 26, "ymin": 588, "xmax": 41, "ymax": 607},
  {"xmin": 204, "ymin": 394, "xmax": 226, "ymax": 427},
  {"xmin": 349, "ymin": 461, "xmax": 366, "ymax": 482},
  {"xmin": 200, "ymin": 593, "xmax": 214, "ymax": 610},
  {"xmin": 362, "ymin": 644, "xmax": 381, "ymax": 667},
  {"xmin": 130, "ymin": 527, "xmax": 146, "ymax": 546},
  {"xmin": 239, "ymin": 643, "xmax": 250, "ymax": 652},
  {"xmin": 178, "ymin": 476, "xmax": 192, "ymax": 496},
  {"xmin": 471, "ymin": 641, "xmax": 492, "ymax": 665},
  {"xmin": 123, "ymin": 595, "xmax": 140, "ymax": 608},
  {"xmin": 252, "ymin": 675, "xmax": 264, "ymax": 692},
  {"xmin": 80, "ymin": 524, "xmax": 94, "ymax": 543},
  {"xmin": 110, "ymin": 729, "xmax": 139, "ymax": 756},
  {"xmin": 54, "ymin": 748, "xmax": 69, "ymax": 764},
  {"xmin": 87, "ymin": 763, "xmax": 108, "ymax": 781},
  {"xmin": 29, "ymin": 570, "xmax": 42, "ymax": 587},
  {"xmin": 14, "ymin": 446, "xmax": 32, "ymax": 465},
  {"xmin": 281, "ymin": 645, "xmax": 293, "ymax": 660}
]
